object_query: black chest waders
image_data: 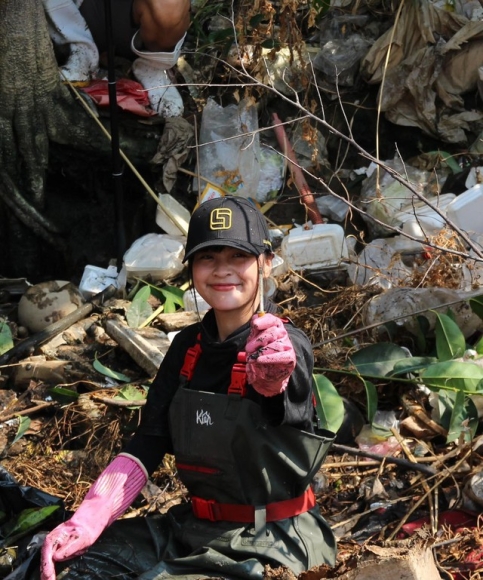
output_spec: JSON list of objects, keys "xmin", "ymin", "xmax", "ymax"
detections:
[{"xmin": 164, "ymin": 334, "xmax": 337, "ymax": 575}]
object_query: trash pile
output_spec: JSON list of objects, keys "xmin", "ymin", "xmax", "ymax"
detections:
[{"xmin": 5, "ymin": 0, "xmax": 483, "ymax": 578}]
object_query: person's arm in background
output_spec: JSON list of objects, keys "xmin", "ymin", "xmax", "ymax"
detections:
[{"xmin": 132, "ymin": 0, "xmax": 190, "ymax": 52}]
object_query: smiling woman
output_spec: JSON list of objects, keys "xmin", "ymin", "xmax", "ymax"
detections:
[{"xmin": 40, "ymin": 196, "xmax": 337, "ymax": 580}]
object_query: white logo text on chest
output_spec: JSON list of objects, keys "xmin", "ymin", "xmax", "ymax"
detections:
[{"xmin": 196, "ymin": 409, "xmax": 213, "ymax": 426}]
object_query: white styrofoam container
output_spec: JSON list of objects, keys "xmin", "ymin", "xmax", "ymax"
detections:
[
  {"xmin": 280, "ymin": 224, "xmax": 349, "ymax": 270},
  {"xmin": 124, "ymin": 233, "xmax": 185, "ymax": 281},
  {"xmin": 446, "ymin": 184, "xmax": 483, "ymax": 236},
  {"xmin": 155, "ymin": 194, "xmax": 191, "ymax": 237},
  {"xmin": 79, "ymin": 264, "xmax": 120, "ymax": 298},
  {"xmin": 394, "ymin": 193, "xmax": 456, "ymax": 238}
]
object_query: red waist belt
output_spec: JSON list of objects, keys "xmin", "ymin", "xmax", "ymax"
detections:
[{"xmin": 191, "ymin": 487, "xmax": 316, "ymax": 523}]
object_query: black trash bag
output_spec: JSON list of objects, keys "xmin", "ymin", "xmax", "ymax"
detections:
[{"xmin": 0, "ymin": 467, "xmax": 65, "ymax": 579}]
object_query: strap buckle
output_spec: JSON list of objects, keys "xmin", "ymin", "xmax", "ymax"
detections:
[
  {"xmin": 228, "ymin": 352, "xmax": 247, "ymax": 396},
  {"xmin": 191, "ymin": 497, "xmax": 218, "ymax": 521},
  {"xmin": 180, "ymin": 335, "xmax": 202, "ymax": 380}
]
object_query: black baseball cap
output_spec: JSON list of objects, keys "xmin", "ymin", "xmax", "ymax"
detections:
[{"xmin": 183, "ymin": 196, "xmax": 272, "ymax": 262}]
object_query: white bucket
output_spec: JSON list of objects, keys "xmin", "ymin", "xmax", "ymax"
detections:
[
  {"xmin": 446, "ymin": 184, "xmax": 483, "ymax": 236},
  {"xmin": 280, "ymin": 224, "xmax": 349, "ymax": 270}
]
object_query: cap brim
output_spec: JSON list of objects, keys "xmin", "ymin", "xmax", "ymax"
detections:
[{"xmin": 183, "ymin": 239, "xmax": 263, "ymax": 262}]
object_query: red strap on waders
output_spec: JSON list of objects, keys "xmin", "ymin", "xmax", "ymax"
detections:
[
  {"xmin": 180, "ymin": 335, "xmax": 247, "ymax": 396},
  {"xmin": 191, "ymin": 487, "xmax": 316, "ymax": 523}
]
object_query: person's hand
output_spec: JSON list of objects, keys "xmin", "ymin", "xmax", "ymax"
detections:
[
  {"xmin": 40, "ymin": 454, "xmax": 147, "ymax": 580},
  {"xmin": 40, "ymin": 498, "xmax": 109, "ymax": 580},
  {"xmin": 246, "ymin": 313, "xmax": 296, "ymax": 396}
]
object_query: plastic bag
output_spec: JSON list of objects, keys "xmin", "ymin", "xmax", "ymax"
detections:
[{"xmin": 197, "ymin": 98, "xmax": 261, "ymax": 199}]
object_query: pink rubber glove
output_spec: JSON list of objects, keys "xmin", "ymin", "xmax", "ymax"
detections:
[
  {"xmin": 246, "ymin": 313, "xmax": 296, "ymax": 396},
  {"xmin": 40, "ymin": 453, "xmax": 147, "ymax": 580}
]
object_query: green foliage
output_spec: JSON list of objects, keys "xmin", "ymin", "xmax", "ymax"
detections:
[
  {"xmin": 113, "ymin": 385, "xmax": 148, "ymax": 409},
  {"xmin": 433, "ymin": 311, "xmax": 466, "ymax": 361},
  {"xmin": 126, "ymin": 282, "xmax": 184, "ymax": 328},
  {"xmin": 347, "ymin": 343, "xmax": 411, "ymax": 377},
  {"xmin": 312, "ymin": 374, "xmax": 344, "ymax": 433},
  {"xmin": 12, "ymin": 417, "xmax": 31, "ymax": 444},
  {"xmin": 48, "ymin": 386, "xmax": 79, "ymax": 403},
  {"xmin": 312, "ymin": 0, "xmax": 331, "ymax": 17},
  {"xmin": 93, "ymin": 356, "xmax": 130, "ymax": 383},
  {"xmin": 126, "ymin": 285, "xmax": 153, "ymax": 328},
  {"xmin": 1, "ymin": 505, "xmax": 59, "ymax": 545},
  {"xmin": 316, "ymin": 294, "xmax": 483, "ymax": 443},
  {"xmin": 0, "ymin": 319, "xmax": 13, "ymax": 356},
  {"xmin": 157, "ymin": 285, "xmax": 184, "ymax": 314}
]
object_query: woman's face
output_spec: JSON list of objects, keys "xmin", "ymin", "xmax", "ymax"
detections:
[{"xmin": 191, "ymin": 246, "xmax": 272, "ymax": 318}]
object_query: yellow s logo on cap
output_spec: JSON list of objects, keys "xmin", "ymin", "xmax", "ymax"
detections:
[{"xmin": 210, "ymin": 208, "xmax": 232, "ymax": 230}]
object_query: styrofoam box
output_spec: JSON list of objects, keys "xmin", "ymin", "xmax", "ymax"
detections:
[
  {"xmin": 155, "ymin": 194, "xmax": 191, "ymax": 237},
  {"xmin": 394, "ymin": 193, "xmax": 455, "ymax": 225},
  {"xmin": 281, "ymin": 224, "xmax": 349, "ymax": 270},
  {"xmin": 446, "ymin": 184, "xmax": 483, "ymax": 236}
]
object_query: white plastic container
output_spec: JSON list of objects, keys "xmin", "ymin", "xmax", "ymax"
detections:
[
  {"xmin": 280, "ymin": 224, "xmax": 349, "ymax": 270},
  {"xmin": 79, "ymin": 264, "xmax": 120, "ymax": 298},
  {"xmin": 155, "ymin": 194, "xmax": 191, "ymax": 237},
  {"xmin": 446, "ymin": 184, "xmax": 483, "ymax": 236},
  {"xmin": 123, "ymin": 233, "xmax": 185, "ymax": 281},
  {"xmin": 394, "ymin": 193, "xmax": 456, "ymax": 239},
  {"xmin": 271, "ymin": 254, "xmax": 286, "ymax": 277}
]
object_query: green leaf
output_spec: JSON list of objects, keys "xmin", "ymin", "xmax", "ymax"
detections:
[
  {"xmin": 93, "ymin": 357, "xmax": 131, "ymax": 382},
  {"xmin": 249, "ymin": 14, "xmax": 265, "ymax": 27},
  {"xmin": 438, "ymin": 151, "xmax": 463, "ymax": 174},
  {"xmin": 388, "ymin": 356, "xmax": 438, "ymax": 377},
  {"xmin": 446, "ymin": 389, "xmax": 469, "ymax": 443},
  {"xmin": 421, "ymin": 360, "xmax": 483, "ymax": 392},
  {"xmin": 475, "ymin": 335, "xmax": 483, "ymax": 355},
  {"xmin": 158, "ymin": 285, "xmax": 184, "ymax": 314},
  {"xmin": 347, "ymin": 343, "xmax": 410, "ymax": 377},
  {"xmin": 312, "ymin": 374, "xmax": 344, "ymax": 433},
  {"xmin": 12, "ymin": 416, "xmax": 31, "ymax": 444},
  {"xmin": 470, "ymin": 295, "xmax": 483, "ymax": 321},
  {"xmin": 361, "ymin": 378, "xmax": 378, "ymax": 424},
  {"xmin": 113, "ymin": 385, "xmax": 147, "ymax": 409},
  {"xmin": 132, "ymin": 285, "xmax": 151, "ymax": 303},
  {"xmin": 434, "ymin": 311, "xmax": 466, "ymax": 361},
  {"xmin": 0, "ymin": 319, "xmax": 13, "ymax": 356},
  {"xmin": 415, "ymin": 315, "xmax": 430, "ymax": 354},
  {"xmin": 312, "ymin": 0, "xmax": 331, "ymax": 16},
  {"xmin": 48, "ymin": 386, "xmax": 79, "ymax": 403},
  {"xmin": 126, "ymin": 299, "xmax": 153, "ymax": 328},
  {"xmin": 2, "ymin": 505, "xmax": 60, "ymax": 544}
]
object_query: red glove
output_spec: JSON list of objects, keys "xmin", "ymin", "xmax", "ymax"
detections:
[
  {"xmin": 40, "ymin": 454, "xmax": 147, "ymax": 580},
  {"xmin": 245, "ymin": 313, "xmax": 296, "ymax": 397}
]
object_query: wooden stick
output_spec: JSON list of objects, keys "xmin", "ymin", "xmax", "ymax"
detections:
[{"xmin": 331, "ymin": 443, "xmax": 437, "ymax": 477}]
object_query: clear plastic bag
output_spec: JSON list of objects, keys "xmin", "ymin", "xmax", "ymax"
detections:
[{"xmin": 197, "ymin": 97, "xmax": 260, "ymax": 199}]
